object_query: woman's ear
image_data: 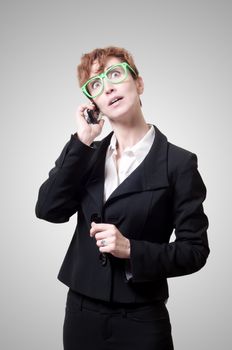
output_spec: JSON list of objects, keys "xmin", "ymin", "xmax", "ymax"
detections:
[{"xmin": 135, "ymin": 76, "xmax": 144, "ymax": 95}]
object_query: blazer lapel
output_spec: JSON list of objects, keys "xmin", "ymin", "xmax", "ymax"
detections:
[
  {"xmin": 86, "ymin": 126, "xmax": 170, "ymax": 209},
  {"xmin": 105, "ymin": 126, "xmax": 170, "ymax": 205},
  {"xmin": 86, "ymin": 132, "xmax": 113, "ymax": 212}
]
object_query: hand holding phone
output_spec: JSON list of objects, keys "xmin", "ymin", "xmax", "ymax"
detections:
[{"xmin": 76, "ymin": 102, "xmax": 104, "ymax": 146}]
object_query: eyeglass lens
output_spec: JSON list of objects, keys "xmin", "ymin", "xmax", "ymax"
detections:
[{"xmin": 86, "ymin": 65, "xmax": 126, "ymax": 97}]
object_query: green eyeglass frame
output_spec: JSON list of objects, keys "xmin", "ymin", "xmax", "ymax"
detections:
[{"xmin": 81, "ymin": 62, "xmax": 137, "ymax": 99}]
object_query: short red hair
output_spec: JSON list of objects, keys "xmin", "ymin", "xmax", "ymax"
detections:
[{"xmin": 77, "ymin": 46, "xmax": 139, "ymax": 87}]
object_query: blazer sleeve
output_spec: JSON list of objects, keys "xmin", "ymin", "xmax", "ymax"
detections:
[
  {"xmin": 129, "ymin": 153, "xmax": 210, "ymax": 282},
  {"xmin": 35, "ymin": 134, "xmax": 96, "ymax": 223}
]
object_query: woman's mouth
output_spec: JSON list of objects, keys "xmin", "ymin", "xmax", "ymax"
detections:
[{"xmin": 108, "ymin": 97, "xmax": 123, "ymax": 106}]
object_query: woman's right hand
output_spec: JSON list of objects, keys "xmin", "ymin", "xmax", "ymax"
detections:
[{"xmin": 76, "ymin": 102, "xmax": 105, "ymax": 146}]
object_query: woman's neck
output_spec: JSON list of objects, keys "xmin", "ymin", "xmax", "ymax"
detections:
[{"xmin": 110, "ymin": 112, "xmax": 150, "ymax": 152}]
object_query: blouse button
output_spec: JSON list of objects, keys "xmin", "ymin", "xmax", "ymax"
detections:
[{"xmin": 99, "ymin": 253, "xmax": 108, "ymax": 266}]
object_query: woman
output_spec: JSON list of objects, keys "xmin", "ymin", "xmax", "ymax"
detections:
[{"xmin": 35, "ymin": 46, "xmax": 209, "ymax": 350}]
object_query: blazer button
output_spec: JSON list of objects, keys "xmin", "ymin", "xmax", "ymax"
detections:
[
  {"xmin": 99, "ymin": 253, "xmax": 108, "ymax": 266},
  {"xmin": 91, "ymin": 213, "xmax": 102, "ymax": 223}
]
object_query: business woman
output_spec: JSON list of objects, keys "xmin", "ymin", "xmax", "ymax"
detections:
[{"xmin": 35, "ymin": 46, "xmax": 209, "ymax": 350}]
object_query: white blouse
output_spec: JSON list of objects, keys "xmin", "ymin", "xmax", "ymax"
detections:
[{"xmin": 104, "ymin": 125, "xmax": 155, "ymax": 202}]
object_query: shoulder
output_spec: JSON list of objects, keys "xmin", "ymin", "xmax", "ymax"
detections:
[
  {"xmin": 153, "ymin": 124, "xmax": 199, "ymax": 179},
  {"xmin": 167, "ymin": 142, "xmax": 200, "ymax": 187},
  {"xmin": 153, "ymin": 125, "xmax": 197, "ymax": 167},
  {"xmin": 168, "ymin": 142, "xmax": 196, "ymax": 163}
]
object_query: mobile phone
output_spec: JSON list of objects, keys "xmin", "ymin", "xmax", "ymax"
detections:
[
  {"xmin": 84, "ymin": 102, "xmax": 101, "ymax": 124},
  {"xmin": 85, "ymin": 109, "xmax": 100, "ymax": 124}
]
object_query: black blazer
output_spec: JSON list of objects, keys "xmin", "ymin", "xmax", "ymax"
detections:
[{"xmin": 35, "ymin": 126, "xmax": 209, "ymax": 303}]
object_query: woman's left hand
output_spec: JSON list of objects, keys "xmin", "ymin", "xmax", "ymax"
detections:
[{"xmin": 90, "ymin": 222, "xmax": 131, "ymax": 259}]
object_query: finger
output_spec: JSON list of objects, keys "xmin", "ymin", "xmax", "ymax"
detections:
[
  {"xmin": 78, "ymin": 101, "xmax": 95, "ymax": 111},
  {"xmin": 77, "ymin": 104, "xmax": 88, "ymax": 113},
  {"xmin": 90, "ymin": 223, "xmax": 101, "ymax": 237},
  {"xmin": 90, "ymin": 227, "xmax": 109, "ymax": 239},
  {"xmin": 76, "ymin": 104, "xmax": 95, "ymax": 119},
  {"xmin": 76, "ymin": 106, "xmax": 87, "ymax": 123},
  {"xmin": 91, "ymin": 223, "xmax": 114, "ymax": 230},
  {"xmin": 96, "ymin": 237, "xmax": 113, "ymax": 248},
  {"xmin": 90, "ymin": 225, "xmax": 113, "ymax": 238},
  {"xmin": 97, "ymin": 118, "xmax": 105, "ymax": 128},
  {"xmin": 99, "ymin": 245, "xmax": 110, "ymax": 253},
  {"xmin": 94, "ymin": 230, "xmax": 113, "ymax": 241}
]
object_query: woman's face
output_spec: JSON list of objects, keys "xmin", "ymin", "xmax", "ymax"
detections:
[{"xmin": 90, "ymin": 57, "xmax": 144, "ymax": 122}]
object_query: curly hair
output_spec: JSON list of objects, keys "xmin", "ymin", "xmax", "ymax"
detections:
[{"xmin": 77, "ymin": 46, "xmax": 139, "ymax": 87}]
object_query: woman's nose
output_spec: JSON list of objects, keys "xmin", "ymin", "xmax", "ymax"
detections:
[{"xmin": 104, "ymin": 79, "xmax": 115, "ymax": 94}]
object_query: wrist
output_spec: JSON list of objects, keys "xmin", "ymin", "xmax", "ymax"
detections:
[{"xmin": 76, "ymin": 132, "xmax": 93, "ymax": 146}]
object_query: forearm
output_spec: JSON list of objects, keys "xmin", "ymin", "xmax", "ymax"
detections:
[
  {"xmin": 35, "ymin": 134, "xmax": 96, "ymax": 223},
  {"xmin": 129, "ymin": 229, "xmax": 209, "ymax": 282}
]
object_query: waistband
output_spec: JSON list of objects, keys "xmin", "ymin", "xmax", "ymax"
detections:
[{"xmin": 67, "ymin": 289, "xmax": 165, "ymax": 316}]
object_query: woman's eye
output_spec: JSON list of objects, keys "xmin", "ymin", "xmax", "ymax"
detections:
[
  {"xmin": 90, "ymin": 80, "xmax": 101, "ymax": 90},
  {"xmin": 109, "ymin": 70, "xmax": 121, "ymax": 79}
]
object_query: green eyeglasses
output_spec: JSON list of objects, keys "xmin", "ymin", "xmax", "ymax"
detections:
[{"xmin": 81, "ymin": 62, "xmax": 137, "ymax": 99}]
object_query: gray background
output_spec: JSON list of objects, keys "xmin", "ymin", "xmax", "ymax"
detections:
[{"xmin": 1, "ymin": 0, "xmax": 231, "ymax": 349}]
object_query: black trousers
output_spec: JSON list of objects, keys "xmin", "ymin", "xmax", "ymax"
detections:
[{"xmin": 63, "ymin": 289, "xmax": 174, "ymax": 350}]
